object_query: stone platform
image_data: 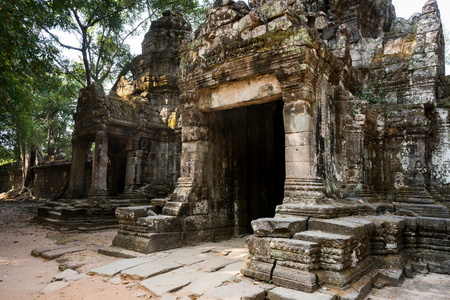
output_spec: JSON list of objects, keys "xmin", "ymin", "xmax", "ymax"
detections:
[{"xmin": 35, "ymin": 198, "xmax": 157, "ymax": 230}]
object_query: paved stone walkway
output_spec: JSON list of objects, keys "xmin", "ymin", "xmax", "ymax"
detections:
[{"xmin": 40, "ymin": 237, "xmax": 336, "ymax": 299}]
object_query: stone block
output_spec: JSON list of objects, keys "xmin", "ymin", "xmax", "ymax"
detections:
[
  {"xmin": 41, "ymin": 281, "xmax": 70, "ymax": 294},
  {"xmin": 134, "ymin": 233, "xmax": 182, "ymax": 253},
  {"xmin": 246, "ymin": 235, "xmax": 273, "ymax": 257},
  {"xmin": 314, "ymin": 257, "xmax": 372, "ymax": 288},
  {"xmin": 427, "ymin": 260, "xmax": 450, "ymax": 274},
  {"xmin": 272, "ymin": 265, "xmax": 317, "ymax": 293},
  {"xmin": 417, "ymin": 217, "xmax": 447, "ymax": 233},
  {"xmin": 375, "ymin": 269, "xmax": 404, "ymax": 287},
  {"xmin": 40, "ymin": 246, "xmax": 87, "ymax": 260},
  {"xmin": 411, "ymin": 261, "xmax": 429, "ymax": 274},
  {"xmin": 135, "ymin": 215, "xmax": 182, "ymax": 233},
  {"xmin": 115, "ymin": 206, "xmax": 153, "ymax": 221},
  {"xmin": 52, "ymin": 269, "xmax": 79, "ymax": 282},
  {"xmin": 294, "ymin": 230, "xmax": 353, "ymax": 248},
  {"xmin": 241, "ymin": 255, "xmax": 274, "ymax": 282},
  {"xmin": 251, "ymin": 216, "xmax": 307, "ymax": 238},
  {"xmin": 308, "ymin": 218, "xmax": 373, "ymax": 238}
]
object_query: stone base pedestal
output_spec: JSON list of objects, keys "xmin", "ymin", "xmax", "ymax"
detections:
[{"xmin": 88, "ymin": 189, "xmax": 110, "ymax": 208}]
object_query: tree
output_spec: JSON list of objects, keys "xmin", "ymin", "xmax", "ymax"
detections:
[
  {"xmin": 0, "ymin": 0, "xmax": 61, "ymax": 193},
  {"xmin": 42, "ymin": 0, "xmax": 208, "ymax": 87}
]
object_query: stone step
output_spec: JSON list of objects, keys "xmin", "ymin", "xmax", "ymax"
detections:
[
  {"xmin": 374, "ymin": 268, "xmax": 404, "ymax": 288},
  {"xmin": 294, "ymin": 230, "xmax": 353, "ymax": 248},
  {"xmin": 151, "ymin": 198, "xmax": 170, "ymax": 207},
  {"xmin": 251, "ymin": 216, "xmax": 307, "ymax": 238},
  {"xmin": 270, "ymin": 238, "xmax": 319, "ymax": 270},
  {"xmin": 308, "ymin": 217, "xmax": 374, "ymax": 238},
  {"xmin": 162, "ymin": 202, "xmax": 189, "ymax": 216},
  {"xmin": 115, "ymin": 206, "xmax": 157, "ymax": 222},
  {"xmin": 395, "ymin": 203, "xmax": 449, "ymax": 218},
  {"xmin": 48, "ymin": 211, "xmax": 62, "ymax": 218},
  {"xmin": 272, "ymin": 264, "xmax": 317, "ymax": 293},
  {"xmin": 134, "ymin": 215, "xmax": 182, "ymax": 232}
]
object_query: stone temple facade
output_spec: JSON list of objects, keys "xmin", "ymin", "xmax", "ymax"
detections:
[
  {"xmin": 38, "ymin": 0, "xmax": 450, "ymax": 298},
  {"xmin": 36, "ymin": 11, "xmax": 191, "ymax": 228}
]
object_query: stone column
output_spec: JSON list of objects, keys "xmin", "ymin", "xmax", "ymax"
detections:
[
  {"xmin": 66, "ymin": 138, "xmax": 89, "ymax": 199},
  {"xmin": 87, "ymin": 130, "xmax": 109, "ymax": 207},
  {"xmin": 172, "ymin": 103, "xmax": 208, "ymax": 204},
  {"xmin": 282, "ymin": 99, "xmax": 325, "ymax": 205},
  {"xmin": 123, "ymin": 138, "xmax": 142, "ymax": 196}
]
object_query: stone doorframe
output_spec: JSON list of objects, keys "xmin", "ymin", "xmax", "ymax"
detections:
[{"xmin": 172, "ymin": 53, "xmax": 331, "ymax": 216}]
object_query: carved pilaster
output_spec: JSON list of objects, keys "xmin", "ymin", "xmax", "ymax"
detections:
[
  {"xmin": 88, "ymin": 130, "xmax": 109, "ymax": 207},
  {"xmin": 282, "ymin": 99, "xmax": 325, "ymax": 204},
  {"xmin": 66, "ymin": 138, "xmax": 89, "ymax": 199}
]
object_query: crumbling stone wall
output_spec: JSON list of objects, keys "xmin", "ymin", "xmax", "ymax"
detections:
[{"xmin": 0, "ymin": 163, "xmax": 22, "ymax": 192}]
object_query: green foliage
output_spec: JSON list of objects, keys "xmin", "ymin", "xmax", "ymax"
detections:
[
  {"xmin": 355, "ymin": 82, "xmax": 387, "ymax": 104},
  {"xmin": 0, "ymin": 0, "xmax": 60, "ymax": 164},
  {"xmin": 44, "ymin": 0, "xmax": 208, "ymax": 86}
]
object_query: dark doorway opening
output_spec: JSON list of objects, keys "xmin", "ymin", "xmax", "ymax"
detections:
[
  {"xmin": 209, "ymin": 100, "xmax": 285, "ymax": 234},
  {"xmin": 245, "ymin": 100, "xmax": 285, "ymax": 231},
  {"xmin": 108, "ymin": 138, "xmax": 127, "ymax": 196}
]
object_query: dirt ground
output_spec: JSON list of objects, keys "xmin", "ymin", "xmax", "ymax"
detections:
[
  {"xmin": 0, "ymin": 197, "xmax": 150, "ymax": 300},
  {"xmin": 1, "ymin": 196, "xmax": 450, "ymax": 300}
]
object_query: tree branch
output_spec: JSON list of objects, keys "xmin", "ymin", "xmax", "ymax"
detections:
[
  {"xmin": 88, "ymin": 0, "xmax": 139, "ymax": 27},
  {"xmin": 53, "ymin": 59, "xmax": 86, "ymax": 87}
]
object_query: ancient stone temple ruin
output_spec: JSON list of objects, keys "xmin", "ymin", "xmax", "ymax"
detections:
[
  {"xmin": 36, "ymin": 11, "xmax": 191, "ymax": 228},
  {"xmin": 108, "ymin": 0, "xmax": 450, "ymax": 298},
  {"xmin": 32, "ymin": 0, "xmax": 450, "ymax": 298}
]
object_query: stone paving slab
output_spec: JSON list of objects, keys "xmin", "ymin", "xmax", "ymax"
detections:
[
  {"xmin": 140, "ymin": 267, "xmax": 196, "ymax": 297},
  {"xmin": 199, "ymin": 280, "xmax": 266, "ymax": 300},
  {"xmin": 41, "ymin": 281, "xmax": 70, "ymax": 294},
  {"xmin": 167, "ymin": 248, "xmax": 212, "ymax": 265},
  {"xmin": 89, "ymin": 257, "xmax": 151, "ymax": 277},
  {"xmin": 267, "ymin": 287, "xmax": 334, "ymax": 300},
  {"xmin": 190, "ymin": 254, "xmax": 237, "ymax": 272},
  {"xmin": 121, "ymin": 259, "xmax": 182, "ymax": 280},
  {"xmin": 174, "ymin": 271, "xmax": 233, "ymax": 298}
]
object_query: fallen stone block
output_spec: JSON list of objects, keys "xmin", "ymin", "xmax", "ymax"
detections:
[
  {"xmin": 272, "ymin": 265, "xmax": 317, "ymax": 293},
  {"xmin": 88, "ymin": 257, "xmax": 151, "ymax": 277},
  {"xmin": 374, "ymin": 269, "xmax": 404, "ymax": 287},
  {"xmin": 64, "ymin": 273, "xmax": 89, "ymax": 281},
  {"xmin": 52, "ymin": 269, "xmax": 79, "ymax": 282},
  {"xmin": 41, "ymin": 281, "xmax": 70, "ymax": 294},
  {"xmin": 40, "ymin": 246, "xmax": 87, "ymax": 260},
  {"xmin": 267, "ymin": 286, "xmax": 334, "ymax": 300}
]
